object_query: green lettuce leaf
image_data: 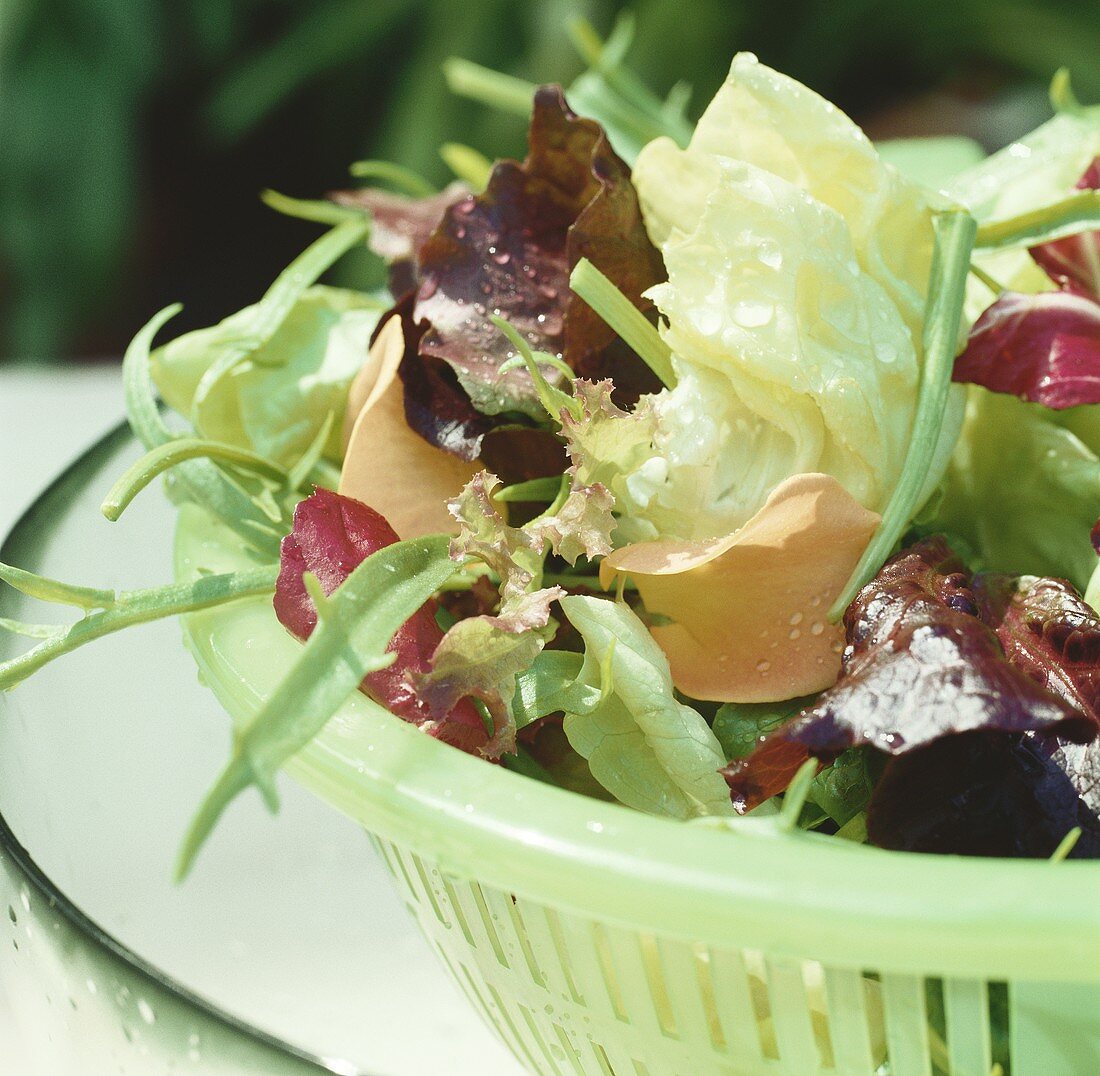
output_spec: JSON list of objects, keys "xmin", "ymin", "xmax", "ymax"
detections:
[
  {"xmin": 559, "ymin": 595, "xmax": 733, "ymax": 818},
  {"xmin": 153, "ymin": 285, "xmax": 382, "ymax": 467},
  {"xmin": 615, "ymin": 53, "xmax": 963, "ymax": 542},
  {"xmin": 931, "ymin": 388, "xmax": 1100, "ymax": 592}
]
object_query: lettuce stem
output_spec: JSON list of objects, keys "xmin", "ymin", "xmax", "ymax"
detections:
[
  {"xmin": 829, "ymin": 210, "xmax": 977, "ymax": 621},
  {"xmin": 569, "ymin": 258, "xmax": 675, "ymax": 388},
  {"xmin": 974, "ymin": 189, "xmax": 1100, "ymax": 251}
]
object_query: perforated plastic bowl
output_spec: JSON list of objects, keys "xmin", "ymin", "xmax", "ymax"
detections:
[{"xmin": 176, "ymin": 503, "xmax": 1100, "ymax": 1076}]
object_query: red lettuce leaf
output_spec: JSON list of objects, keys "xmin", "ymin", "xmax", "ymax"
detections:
[
  {"xmin": 722, "ymin": 537, "xmax": 1095, "ymax": 820},
  {"xmin": 974, "ymin": 573, "xmax": 1100, "ymax": 726},
  {"xmin": 865, "ymin": 730, "xmax": 1100, "ymax": 858},
  {"xmin": 951, "ymin": 290, "xmax": 1100, "ymax": 407},
  {"xmin": 410, "ymin": 85, "xmax": 664, "ymax": 435},
  {"xmin": 1028, "ymin": 158, "xmax": 1100, "ymax": 301},
  {"xmin": 953, "ymin": 159, "xmax": 1100, "ymax": 408},
  {"xmin": 329, "ymin": 183, "xmax": 467, "ymax": 297},
  {"xmin": 274, "ymin": 487, "xmax": 489, "ymax": 754}
]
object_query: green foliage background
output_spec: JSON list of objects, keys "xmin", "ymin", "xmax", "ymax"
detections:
[{"xmin": 2, "ymin": 0, "xmax": 1099, "ymax": 362}]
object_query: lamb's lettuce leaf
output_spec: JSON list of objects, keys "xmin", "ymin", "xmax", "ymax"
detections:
[{"xmin": 559, "ymin": 595, "xmax": 733, "ymax": 819}]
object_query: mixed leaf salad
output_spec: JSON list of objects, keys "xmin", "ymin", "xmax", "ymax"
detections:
[{"xmin": 2, "ymin": 18, "xmax": 1099, "ymax": 877}]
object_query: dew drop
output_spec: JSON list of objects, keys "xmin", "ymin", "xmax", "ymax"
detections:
[
  {"xmin": 788, "ymin": 628, "xmax": 801, "ymax": 640},
  {"xmin": 7, "ymin": 906, "xmax": 15, "ymax": 925},
  {"xmin": 789, "ymin": 612, "xmax": 803, "ymax": 626},
  {"xmin": 810, "ymin": 621, "xmax": 825, "ymax": 636},
  {"xmin": 755, "ymin": 659, "xmax": 771, "ymax": 674},
  {"xmin": 137, "ymin": 999, "xmax": 156, "ymax": 1025},
  {"xmin": 454, "ymin": 225, "xmax": 466, "ymax": 239},
  {"xmin": 732, "ymin": 300, "xmax": 774, "ymax": 328}
]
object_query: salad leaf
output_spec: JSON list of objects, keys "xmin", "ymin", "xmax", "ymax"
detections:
[
  {"xmin": 180, "ymin": 530, "xmax": 461, "ymax": 878},
  {"xmin": 341, "ymin": 314, "xmax": 479, "ymax": 538},
  {"xmin": 410, "ymin": 586, "xmax": 564, "ymax": 758},
  {"xmin": 447, "ymin": 471, "xmax": 545, "ymax": 603},
  {"xmin": 723, "ymin": 537, "xmax": 1095, "ymax": 813},
  {"xmin": 953, "ymin": 159, "xmax": 1100, "ymax": 409},
  {"xmin": 974, "ymin": 573, "xmax": 1100, "ymax": 727},
  {"xmin": 559, "ymin": 595, "xmax": 733, "ymax": 818},
  {"xmin": 274, "ymin": 487, "xmax": 488, "ymax": 754},
  {"xmin": 931, "ymin": 388, "xmax": 1100, "ymax": 591},
  {"xmin": 154, "ymin": 285, "xmax": 382, "ymax": 467},
  {"xmin": 952, "ymin": 290, "xmax": 1100, "ymax": 408},
  {"xmin": 866, "ymin": 731, "xmax": 1100, "ymax": 858},
  {"xmin": 600, "ymin": 473, "xmax": 879, "ymax": 703},
  {"xmin": 328, "ymin": 182, "xmax": 467, "ymax": 296},
  {"xmin": 527, "ymin": 479, "xmax": 615, "ymax": 566},
  {"xmin": 620, "ymin": 54, "xmax": 964, "ymax": 547},
  {"xmin": 411, "ymin": 84, "xmax": 663, "ymax": 425},
  {"xmin": 1029, "ymin": 158, "xmax": 1100, "ymax": 298}
]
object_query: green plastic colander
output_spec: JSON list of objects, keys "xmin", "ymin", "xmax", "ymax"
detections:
[{"xmin": 176, "ymin": 506, "xmax": 1100, "ymax": 1076}]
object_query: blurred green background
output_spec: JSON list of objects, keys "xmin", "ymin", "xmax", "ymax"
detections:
[{"xmin": 2, "ymin": 0, "xmax": 1098, "ymax": 364}]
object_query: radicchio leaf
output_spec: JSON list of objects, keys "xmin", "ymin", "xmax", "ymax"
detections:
[
  {"xmin": 1028, "ymin": 159, "xmax": 1100, "ymax": 301},
  {"xmin": 274, "ymin": 487, "xmax": 489, "ymax": 754},
  {"xmin": 411, "ymin": 85, "xmax": 664, "ymax": 433},
  {"xmin": 953, "ymin": 159, "xmax": 1100, "ymax": 408},
  {"xmin": 722, "ymin": 537, "xmax": 1095, "ymax": 815},
  {"xmin": 952, "ymin": 290, "xmax": 1100, "ymax": 408}
]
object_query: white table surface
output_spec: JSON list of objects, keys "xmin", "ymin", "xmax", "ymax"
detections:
[{"xmin": 0, "ymin": 365, "xmax": 523, "ymax": 1075}]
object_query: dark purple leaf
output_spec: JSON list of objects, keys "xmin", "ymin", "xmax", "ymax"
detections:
[
  {"xmin": 274, "ymin": 488, "xmax": 490, "ymax": 754},
  {"xmin": 723, "ymin": 537, "xmax": 1094, "ymax": 815},
  {"xmin": 1028, "ymin": 158, "xmax": 1100, "ymax": 301},
  {"xmin": 952, "ymin": 289, "xmax": 1100, "ymax": 408},
  {"xmin": 866, "ymin": 731, "xmax": 1100, "ymax": 858},
  {"xmin": 411, "ymin": 85, "xmax": 664, "ymax": 429}
]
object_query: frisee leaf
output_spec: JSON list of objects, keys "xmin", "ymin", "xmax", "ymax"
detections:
[{"xmin": 177, "ymin": 534, "xmax": 455, "ymax": 880}]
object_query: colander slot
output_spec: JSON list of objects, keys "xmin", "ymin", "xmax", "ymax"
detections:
[
  {"xmin": 483, "ymin": 887, "xmax": 546, "ymax": 990},
  {"xmin": 688, "ymin": 945, "xmax": 729, "ymax": 1053},
  {"xmin": 468, "ymin": 970, "xmax": 540, "ymax": 1073},
  {"xmin": 407, "ymin": 849, "xmax": 450, "ymax": 930},
  {"xmin": 511, "ymin": 900, "xmax": 577, "ymax": 1003},
  {"xmin": 438, "ymin": 875, "xmax": 476, "ymax": 947},
  {"xmin": 468, "ymin": 881, "xmax": 510, "ymax": 968},
  {"xmin": 590, "ymin": 921, "xmax": 629, "ymax": 1022},
  {"xmin": 544, "ymin": 907, "xmax": 587, "ymax": 1007},
  {"xmin": 372, "ymin": 839, "xmax": 418, "ymax": 913},
  {"xmin": 589, "ymin": 1040, "xmax": 616, "ymax": 1076},
  {"xmin": 707, "ymin": 946, "xmax": 768, "ymax": 1062},
  {"xmin": 487, "ymin": 987, "xmax": 555, "ymax": 1076},
  {"xmin": 765, "ymin": 956, "xmax": 825, "ymax": 1071},
  {"xmin": 943, "ymin": 978, "xmax": 992, "ymax": 1076},
  {"xmin": 517, "ymin": 1002, "xmax": 570, "ymax": 1076},
  {"xmin": 881, "ymin": 973, "xmax": 933, "ymax": 1076},
  {"xmin": 655, "ymin": 938, "xmax": 716, "ymax": 1050},
  {"xmin": 822, "ymin": 966, "xmax": 879, "ymax": 1074},
  {"xmin": 601, "ymin": 925, "xmax": 678, "ymax": 1038}
]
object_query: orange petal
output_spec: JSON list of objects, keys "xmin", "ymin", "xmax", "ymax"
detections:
[
  {"xmin": 600, "ymin": 474, "xmax": 880, "ymax": 703},
  {"xmin": 341, "ymin": 326, "xmax": 391, "ymax": 451},
  {"xmin": 340, "ymin": 317, "xmax": 479, "ymax": 538}
]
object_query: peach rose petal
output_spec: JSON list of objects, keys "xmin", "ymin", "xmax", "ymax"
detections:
[
  {"xmin": 340, "ymin": 317, "xmax": 479, "ymax": 538},
  {"xmin": 341, "ymin": 328, "xmax": 391, "ymax": 451},
  {"xmin": 600, "ymin": 473, "xmax": 880, "ymax": 703}
]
